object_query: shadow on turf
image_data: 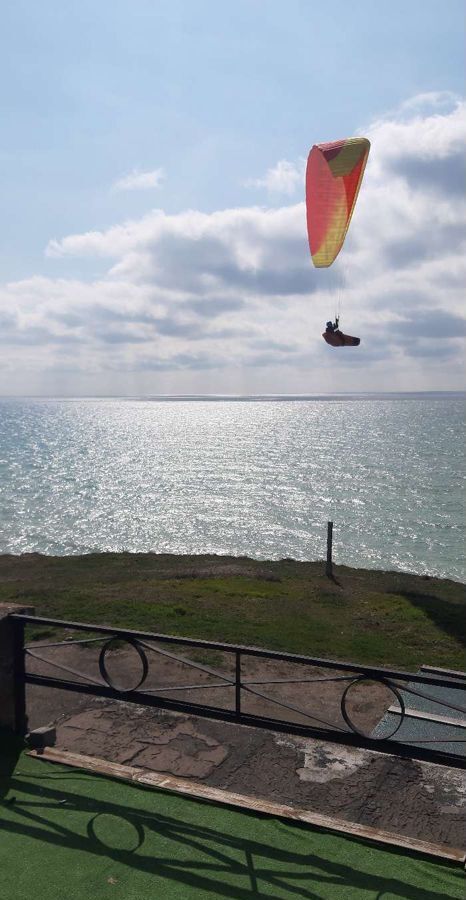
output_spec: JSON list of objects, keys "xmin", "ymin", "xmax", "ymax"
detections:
[
  {"xmin": 0, "ymin": 728, "xmax": 23, "ymax": 798},
  {"xmin": 0, "ymin": 765, "xmax": 461, "ymax": 900}
]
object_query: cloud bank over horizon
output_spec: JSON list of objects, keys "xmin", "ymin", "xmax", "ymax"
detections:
[{"xmin": 1, "ymin": 92, "xmax": 465, "ymax": 395}]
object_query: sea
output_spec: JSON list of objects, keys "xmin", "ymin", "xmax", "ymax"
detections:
[{"xmin": 0, "ymin": 394, "xmax": 464, "ymax": 582}]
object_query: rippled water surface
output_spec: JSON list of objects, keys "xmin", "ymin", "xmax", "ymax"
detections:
[{"xmin": 0, "ymin": 396, "xmax": 464, "ymax": 581}]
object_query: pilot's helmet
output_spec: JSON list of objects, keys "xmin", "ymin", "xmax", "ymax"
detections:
[{"xmin": 326, "ymin": 321, "xmax": 333, "ymax": 328}]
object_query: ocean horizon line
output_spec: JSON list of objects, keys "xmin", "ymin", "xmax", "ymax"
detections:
[{"xmin": 1, "ymin": 390, "xmax": 465, "ymax": 403}]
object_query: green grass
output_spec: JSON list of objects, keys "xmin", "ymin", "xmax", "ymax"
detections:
[
  {"xmin": 0, "ymin": 553, "xmax": 465, "ymax": 670},
  {"xmin": 0, "ymin": 732, "xmax": 464, "ymax": 900}
]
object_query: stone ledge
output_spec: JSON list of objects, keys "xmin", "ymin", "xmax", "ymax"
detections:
[{"xmin": 0, "ymin": 602, "xmax": 35, "ymax": 618}]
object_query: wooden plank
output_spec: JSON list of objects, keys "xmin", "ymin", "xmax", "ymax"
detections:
[
  {"xmin": 387, "ymin": 705, "xmax": 466, "ymax": 729},
  {"xmin": 28, "ymin": 748, "xmax": 466, "ymax": 864},
  {"xmin": 421, "ymin": 665, "xmax": 466, "ymax": 681}
]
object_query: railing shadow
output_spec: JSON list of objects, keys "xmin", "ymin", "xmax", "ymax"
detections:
[
  {"xmin": 0, "ymin": 761, "xmax": 462, "ymax": 900},
  {"xmin": 0, "ymin": 728, "xmax": 24, "ymax": 799}
]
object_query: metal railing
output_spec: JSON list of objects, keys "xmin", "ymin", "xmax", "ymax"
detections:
[{"xmin": 11, "ymin": 613, "xmax": 466, "ymax": 769}]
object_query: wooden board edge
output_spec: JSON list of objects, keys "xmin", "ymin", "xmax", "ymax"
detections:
[{"xmin": 27, "ymin": 747, "xmax": 466, "ymax": 865}]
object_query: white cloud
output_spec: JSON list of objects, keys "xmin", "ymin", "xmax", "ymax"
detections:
[
  {"xmin": 379, "ymin": 90, "xmax": 461, "ymax": 121},
  {"xmin": 2, "ymin": 93, "xmax": 466, "ymax": 394},
  {"xmin": 365, "ymin": 96, "xmax": 466, "ymax": 166},
  {"xmin": 112, "ymin": 167, "xmax": 165, "ymax": 192},
  {"xmin": 244, "ymin": 159, "xmax": 305, "ymax": 195}
]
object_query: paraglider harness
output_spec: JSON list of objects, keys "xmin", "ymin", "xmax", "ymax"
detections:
[
  {"xmin": 322, "ymin": 317, "xmax": 360, "ymax": 347},
  {"xmin": 325, "ymin": 317, "xmax": 340, "ymax": 335}
]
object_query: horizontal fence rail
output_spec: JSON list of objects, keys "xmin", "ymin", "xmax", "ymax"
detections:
[{"xmin": 11, "ymin": 614, "xmax": 466, "ymax": 769}]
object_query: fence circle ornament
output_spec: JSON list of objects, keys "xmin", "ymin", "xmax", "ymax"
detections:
[
  {"xmin": 99, "ymin": 637, "xmax": 149, "ymax": 692},
  {"xmin": 340, "ymin": 676, "xmax": 405, "ymax": 741}
]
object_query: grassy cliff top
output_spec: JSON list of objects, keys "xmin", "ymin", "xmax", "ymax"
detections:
[{"xmin": 0, "ymin": 553, "xmax": 464, "ymax": 670}]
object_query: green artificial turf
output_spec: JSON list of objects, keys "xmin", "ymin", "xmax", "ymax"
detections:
[{"xmin": 0, "ymin": 732, "xmax": 464, "ymax": 900}]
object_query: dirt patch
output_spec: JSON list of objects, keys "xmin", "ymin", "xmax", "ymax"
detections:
[{"xmin": 25, "ymin": 639, "xmax": 391, "ymax": 734}]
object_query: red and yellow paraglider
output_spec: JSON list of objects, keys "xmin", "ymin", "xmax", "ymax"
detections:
[{"xmin": 305, "ymin": 136, "xmax": 370, "ymax": 347}]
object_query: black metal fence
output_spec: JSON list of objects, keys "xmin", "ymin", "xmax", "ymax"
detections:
[{"xmin": 11, "ymin": 613, "xmax": 466, "ymax": 769}]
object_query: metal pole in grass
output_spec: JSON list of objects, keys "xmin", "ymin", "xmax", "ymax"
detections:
[{"xmin": 326, "ymin": 521, "xmax": 333, "ymax": 577}]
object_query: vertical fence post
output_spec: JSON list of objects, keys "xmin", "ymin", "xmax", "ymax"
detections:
[
  {"xmin": 13, "ymin": 617, "xmax": 27, "ymax": 735},
  {"xmin": 0, "ymin": 604, "xmax": 33, "ymax": 736},
  {"xmin": 235, "ymin": 651, "xmax": 241, "ymax": 720},
  {"xmin": 326, "ymin": 521, "xmax": 333, "ymax": 577}
]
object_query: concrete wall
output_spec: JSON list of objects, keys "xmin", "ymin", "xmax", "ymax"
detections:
[{"xmin": 0, "ymin": 602, "xmax": 34, "ymax": 732}]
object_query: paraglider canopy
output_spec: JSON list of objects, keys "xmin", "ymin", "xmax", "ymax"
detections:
[{"xmin": 306, "ymin": 137, "xmax": 370, "ymax": 268}]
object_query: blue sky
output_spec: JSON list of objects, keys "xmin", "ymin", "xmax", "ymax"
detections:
[{"xmin": 0, "ymin": 1, "xmax": 465, "ymax": 394}]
